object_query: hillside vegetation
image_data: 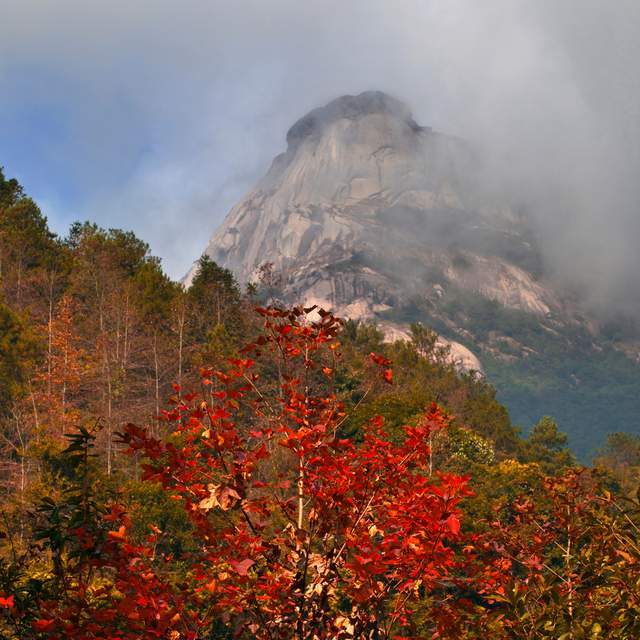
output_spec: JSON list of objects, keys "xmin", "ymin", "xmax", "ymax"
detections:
[
  {"xmin": 1, "ymin": 168, "xmax": 640, "ymax": 638},
  {"xmin": 382, "ymin": 284, "xmax": 640, "ymax": 459}
]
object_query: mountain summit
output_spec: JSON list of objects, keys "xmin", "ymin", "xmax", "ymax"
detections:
[
  {"xmin": 199, "ymin": 91, "xmax": 556, "ymax": 320},
  {"xmin": 285, "ymin": 90, "xmax": 424, "ymax": 148},
  {"xmin": 193, "ymin": 91, "xmax": 640, "ymax": 457}
]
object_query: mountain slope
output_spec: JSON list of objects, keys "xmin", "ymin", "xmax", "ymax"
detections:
[
  {"xmin": 196, "ymin": 91, "xmax": 640, "ymax": 458},
  {"xmin": 200, "ymin": 92, "xmax": 556, "ymax": 317}
]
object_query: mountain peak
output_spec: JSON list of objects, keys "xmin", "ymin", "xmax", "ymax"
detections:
[
  {"xmin": 198, "ymin": 90, "xmax": 505, "ymax": 292},
  {"xmin": 286, "ymin": 91, "xmax": 424, "ymax": 149}
]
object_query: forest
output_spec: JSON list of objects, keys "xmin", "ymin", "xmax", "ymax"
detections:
[{"xmin": 1, "ymin": 166, "xmax": 640, "ymax": 638}]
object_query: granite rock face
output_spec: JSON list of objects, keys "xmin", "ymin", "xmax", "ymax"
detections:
[{"xmin": 193, "ymin": 91, "xmax": 572, "ymax": 371}]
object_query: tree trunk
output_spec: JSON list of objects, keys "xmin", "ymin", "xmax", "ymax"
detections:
[{"xmin": 153, "ymin": 332, "xmax": 160, "ymax": 436}]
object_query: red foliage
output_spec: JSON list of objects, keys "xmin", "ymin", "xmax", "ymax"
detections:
[{"xmin": 31, "ymin": 306, "xmax": 478, "ymax": 639}]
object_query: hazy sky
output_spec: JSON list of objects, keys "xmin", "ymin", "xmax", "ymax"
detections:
[{"xmin": 1, "ymin": 1, "xmax": 639, "ymax": 310}]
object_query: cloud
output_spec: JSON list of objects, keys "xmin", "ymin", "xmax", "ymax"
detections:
[{"xmin": 0, "ymin": 0, "xmax": 638, "ymax": 312}]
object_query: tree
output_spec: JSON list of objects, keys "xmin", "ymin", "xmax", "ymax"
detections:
[
  {"xmin": 0, "ymin": 304, "xmax": 38, "ymax": 414},
  {"xmin": 187, "ymin": 255, "xmax": 243, "ymax": 342},
  {"xmin": 466, "ymin": 469, "xmax": 640, "ymax": 639},
  {"xmin": 595, "ymin": 432, "xmax": 640, "ymax": 496},
  {"xmin": 0, "ymin": 171, "xmax": 59, "ymax": 309},
  {"xmin": 0, "ymin": 167, "xmax": 24, "ymax": 206},
  {"xmin": 523, "ymin": 416, "xmax": 574, "ymax": 473},
  {"xmin": 0, "ymin": 302, "xmax": 39, "ymax": 505},
  {"xmin": 66, "ymin": 222, "xmax": 179, "ymax": 473},
  {"xmin": 410, "ymin": 322, "xmax": 450, "ymax": 364},
  {"xmin": 11, "ymin": 306, "xmax": 475, "ymax": 639},
  {"xmin": 33, "ymin": 295, "xmax": 86, "ymax": 441},
  {"xmin": 0, "ymin": 426, "xmax": 186, "ymax": 640},
  {"xmin": 529, "ymin": 416, "xmax": 567, "ymax": 450}
]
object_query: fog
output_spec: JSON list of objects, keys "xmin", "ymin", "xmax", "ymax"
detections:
[{"xmin": 0, "ymin": 0, "xmax": 638, "ymax": 313}]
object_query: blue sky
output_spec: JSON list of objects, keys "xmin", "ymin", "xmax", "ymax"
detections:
[{"xmin": 1, "ymin": 0, "xmax": 638, "ymax": 303}]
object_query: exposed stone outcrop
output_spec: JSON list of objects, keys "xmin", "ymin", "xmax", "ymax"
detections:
[
  {"xmin": 377, "ymin": 322, "xmax": 483, "ymax": 374},
  {"xmin": 192, "ymin": 91, "xmax": 571, "ymax": 372}
]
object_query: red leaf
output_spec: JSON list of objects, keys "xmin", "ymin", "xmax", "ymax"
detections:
[
  {"xmin": 0, "ymin": 595, "xmax": 14, "ymax": 608},
  {"xmin": 444, "ymin": 514, "xmax": 461, "ymax": 535},
  {"xmin": 369, "ymin": 352, "xmax": 391, "ymax": 367},
  {"xmin": 230, "ymin": 558, "xmax": 254, "ymax": 576},
  {"xmin": 108, "ymin": 525, "xmax": 127, "ymax": 541},
  {"xmin": 33, "ymin": 619, "xmax": 56, "ymax": 632}
]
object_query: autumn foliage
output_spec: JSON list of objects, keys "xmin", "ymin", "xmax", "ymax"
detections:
[
  {"xmin": 2, "ymin": 305, "xmax": 640, "ymax": 639},
  {"xmin": 0, "ymin": 306, "xmax": 471, "ymax": 638}
]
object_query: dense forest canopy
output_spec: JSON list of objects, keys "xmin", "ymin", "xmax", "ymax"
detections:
[{"xmin": 1, "ymin": 168, "xmax": 640, "ymax": 637}]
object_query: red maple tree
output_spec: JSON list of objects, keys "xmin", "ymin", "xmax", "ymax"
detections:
[{"xmin": 29, "ymin": 306, "xmax": 477, "ymax": 639}]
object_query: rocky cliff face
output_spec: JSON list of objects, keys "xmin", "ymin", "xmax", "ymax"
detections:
[
  {"xmin": 194, "ymin": 91, "xmax": 640, "ymax": 456},
  {"xmin": 194, "ymin": 91, "xmax": 574, "ymax": 365}
]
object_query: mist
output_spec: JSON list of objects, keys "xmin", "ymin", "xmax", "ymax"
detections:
[{"xmin": 1, "ymin": 0, "xmax": 638, "ymax": 314}]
